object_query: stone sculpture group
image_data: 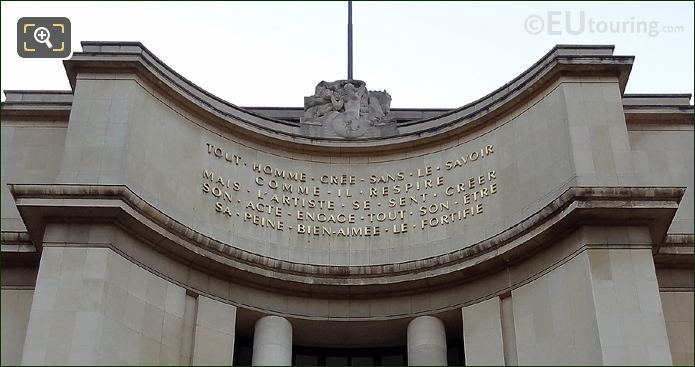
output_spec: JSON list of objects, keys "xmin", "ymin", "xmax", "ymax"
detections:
[{"xmin": 301, "ymin": 80, "xmax": 395, "ymax": 138}]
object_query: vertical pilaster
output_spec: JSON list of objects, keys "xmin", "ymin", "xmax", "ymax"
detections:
[
  {"xmin": 587, "ymin": 248, "xmax": 672, "ymax": 365},
  {"xmin": 191, "ymin": 296, "xmax": 237, "ymax": 365},
  {"xmin": 462, "ymin": 297, "xmax": 505, "ymax": 365}
]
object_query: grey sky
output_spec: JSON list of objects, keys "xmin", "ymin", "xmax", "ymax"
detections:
[{"xmin": 1, "ymin": 1, "xmax": 693, "ymax": 108}]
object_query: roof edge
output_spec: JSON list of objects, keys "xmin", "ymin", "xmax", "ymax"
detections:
[{"xmin": 61, "ymin": 42, "xmax": 634, "ymax": 150}]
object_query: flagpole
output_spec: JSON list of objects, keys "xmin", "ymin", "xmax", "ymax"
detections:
[{"xmin": 348, "ymin": 0, "xmax": 353, "ymax": 80}]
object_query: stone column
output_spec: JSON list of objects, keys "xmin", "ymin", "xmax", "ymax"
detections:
[
  {"xmin": 251, "ymin": 315, "xmax": 292, "ymax": 366},
  {"xmin": 407, "ymin": 316, "xmax": 447, "ymax": 366}
]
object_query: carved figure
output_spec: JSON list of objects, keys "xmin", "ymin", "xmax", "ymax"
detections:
[{"xmin": 301, "ymin": 80, "xmax": 393, "ymax": 138}]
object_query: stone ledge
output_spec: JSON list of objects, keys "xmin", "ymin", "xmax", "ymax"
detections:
[
  {"xmin": 623, "ymin": 93, "xmax": 693, "ymax": 106},
  {"xmin": 0, "ymin": 231, "xmax": 33, "ymax": 247},
  {"xmin": 654, "ymin": 233, "xmax": 694, "ymax": 267},
  {"xmin": 8, "ymin": 183, "xmax": 683, "ymax": 295},
  {"xmin": 0, "ymin": 231, "xmax": 40, "ymax": 267},
  {"xmin": 3, "ymin": 90, "xmax": 73, "ymax": 102},
  {"xmin": 622, "ymin": 93, "xmax": 694, "ymax": 125},
  {"xmin": 1, "ymin": 90, "xmax": 73, "ymax": 120}
]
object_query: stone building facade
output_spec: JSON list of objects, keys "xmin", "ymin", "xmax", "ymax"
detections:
[{"xmin": 1, "ymin": 42, "xmax": 693, "ymax": 365}]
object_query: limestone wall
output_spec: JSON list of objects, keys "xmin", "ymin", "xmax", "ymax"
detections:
[
  {"xmin": 628, "ymin": 128, "xmax": 694, "ymax": 233},
  {"xmin": 660, "ymin": 291, "xmax": 695, "ymax": 365},
  {"xmin": 1, "ymin": 289, "xmax": 34, "ymax": 365},
  {"xmin": 51, "ymin": 76, "xmax": 639, "ymax": 267},
  {"xmin": 19, "ymin": 246, "xmax": 236, "ymax": 365},
  {"xmin": 1, "ymin": 43, "xmax": 691, "ymax": 366},
  {"xmin": 0, "ymin": 121, "xmax": 67, "ymax": 232}
]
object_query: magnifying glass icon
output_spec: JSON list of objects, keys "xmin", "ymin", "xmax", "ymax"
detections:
[{"xmin": 33, "ymin": 27, "xmax": 53, "ymax": 49}]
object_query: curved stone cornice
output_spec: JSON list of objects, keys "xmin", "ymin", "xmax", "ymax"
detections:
[
  {"xmin": 63, "ymin": 42, "xmax": 633, "ymax": 151},
  {"xmin": 10, "ymin": 184, "xmax": 682, "ymax": 296}
]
